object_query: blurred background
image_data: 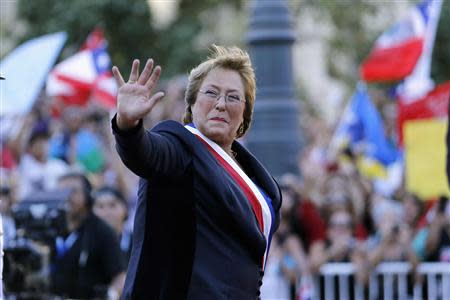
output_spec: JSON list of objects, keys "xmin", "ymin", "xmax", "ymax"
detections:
[{"xmin": 1, "ymin": 0, "xmax": 450, "ymax": 299}]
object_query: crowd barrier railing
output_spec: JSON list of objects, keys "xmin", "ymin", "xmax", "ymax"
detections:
[{"xmin": 316, "ymin": 262, "xmax": 450, "ymax": 300}]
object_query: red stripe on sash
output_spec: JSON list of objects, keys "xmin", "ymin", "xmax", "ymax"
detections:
[{"xmin": 195, "ymin": 137, "xmax": 264, "ymax": 234}]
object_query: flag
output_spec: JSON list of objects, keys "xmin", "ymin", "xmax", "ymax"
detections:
[
  {"xmin": 81, "ymin": 28, "xmax": 117, "ymax": 109},
  {"xmin": 80, "ymin": 28, "xmax": 105, "ymax": 50},
  {"xmin": 0, "ymin": 32, "xmax": 67, "ymax": 116},
  {"xmin": 398, "ymin": 81, "xmax": 450, "ymax": 145},
  {"xmin": 397, "ymin": 0, "xmax": 442, "ymax": 101},
  {"xmin": 46, "ymin": 29, "xmax": 117, "ymax": 109},
  {"xmin": 332, "ymin": 83, "xmax": 400, "ymax": 167},
  {"xmin": 330, "ymin": 84, "xmax": 402, "ymax": 195},
  {"xmin": 398, "ymin": 82, "xmax": 450, "ymax": 199},
  {"xmin": 404, "ymin": 119, "xmax": 449, "ymax": 199},
  {"xmin": 360, "ymin": 0, "xmax": 441, "ymax": 82}
]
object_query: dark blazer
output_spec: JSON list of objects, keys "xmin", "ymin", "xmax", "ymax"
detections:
[{"xmin": 112, "ymin": 117, "xmax": 282, "ymax": 300}]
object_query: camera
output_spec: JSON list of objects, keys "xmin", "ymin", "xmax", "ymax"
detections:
[
  {"xmin": 13, "ymin": 188, "xmax": 70, "ymax": 242},
  {"xmin": 3, "ymin": 188, "xmax": 71, "ymax": 298}
]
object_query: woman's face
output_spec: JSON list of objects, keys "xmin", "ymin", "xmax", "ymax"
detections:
[
  {"xmin": 93, "ymin": 193, "xmax": 127, "ymax": 233},
  {"xmin": 191, "ymin": 67, "xmax": 245, "ymax": 148},
  {"xmin": 328, "ymin": 211, "xmax": 352, "ymax": 241},
  {"xmin": 403, "ymin": 196, "xmax": 420, "ymax": 226}
]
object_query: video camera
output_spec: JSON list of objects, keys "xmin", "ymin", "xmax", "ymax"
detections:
[
  {"xmin": 3, "ymin": 188, "xmax": 72, "ymax": 298},
  {"xmin": 13, "ymin": 188, "xmax": 71, "ymax": 242}
]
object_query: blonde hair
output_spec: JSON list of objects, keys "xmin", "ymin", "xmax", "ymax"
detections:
[{"xmin": 182, "ymin": 45, "xmax": 256, "ymax": 138}]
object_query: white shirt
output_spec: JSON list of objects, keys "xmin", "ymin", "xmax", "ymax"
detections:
[{"xmin": 17, "ymin": 154, "xmax": 68, "ymax": 200}]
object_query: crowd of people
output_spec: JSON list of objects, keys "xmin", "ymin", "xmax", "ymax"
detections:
[
  {"xmin": 260, "ymin": 109, "xmax": 450, "ymax": 299},
  {"xmin": 0, "ymin": 70, "xmax": 449, "ymax": 299}
]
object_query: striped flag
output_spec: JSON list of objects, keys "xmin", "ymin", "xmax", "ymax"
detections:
[
  {"xmin": 360, "ymin": 0, "xmax": 442, "ymax": 83},
  {"xmin": 46, "ymin": 29, "xmax": 117, "ymax": 109}
]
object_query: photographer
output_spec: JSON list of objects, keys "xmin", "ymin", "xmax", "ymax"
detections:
[{"xmin": 51, "ymin": 172, "xmax": 125, "ymax": 299}]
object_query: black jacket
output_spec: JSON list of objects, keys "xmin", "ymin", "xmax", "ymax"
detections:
[{"xmin": 112, "ymin": 118, "xmax": 281, "ymax": 300}]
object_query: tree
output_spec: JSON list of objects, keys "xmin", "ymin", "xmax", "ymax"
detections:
[
  {"xmin": 293, "ymin": 0, "xmax": 450, "ymax": 86},
  {"xmin": 16, "ymin": 0, "xmax": 241, "ymax": 79}
]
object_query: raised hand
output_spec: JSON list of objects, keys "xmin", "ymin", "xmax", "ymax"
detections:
[{"xmin": 112, "ymin": 59, "xmax": 164, "ymax": 130}]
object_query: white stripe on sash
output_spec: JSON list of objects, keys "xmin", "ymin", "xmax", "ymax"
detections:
[{"xmin": 185, "ymin": 125, "xmax": 273, "ymax": 268}]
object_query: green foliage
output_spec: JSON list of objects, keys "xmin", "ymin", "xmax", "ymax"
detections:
[
  {"xmin": 17, "ymin": 0, "xmax": 156, "ymax": 77},
  {"xmin": 17, "ymin": 0, "xmax": 448, "ymax": 86},
  {"xmin": 296, "ymin": 0, "xmax": 450, "ymax": 86},
  {"xmin": 299, "ymin": 0, "xmax": 379, "ymax": 86},
  {"xmin": 16, "ymin": 0, "xmax": 241, "ymax": 79}
]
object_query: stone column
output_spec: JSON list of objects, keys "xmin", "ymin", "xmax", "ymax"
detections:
[{"xmin": 246, "ymin": 0, "xmax": 303, "ymax": 177}]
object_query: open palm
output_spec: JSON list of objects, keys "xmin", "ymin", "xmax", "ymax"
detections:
[{"xmin": 112, "ymin": 59, "xmax": 164, "ymax": 129}]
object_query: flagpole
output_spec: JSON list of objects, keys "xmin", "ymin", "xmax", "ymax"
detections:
[
  {"xmin": 419, "ymin": 0, "xmax": 442, "ymax": 81},
  {"xmin": 398, "ymin": 0, "xmax": 443, "ymax": 101}
]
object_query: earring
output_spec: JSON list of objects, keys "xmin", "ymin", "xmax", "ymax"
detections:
[{"xmin": 238, "ymin": 124, "xmax": 244, "ymax": 136}]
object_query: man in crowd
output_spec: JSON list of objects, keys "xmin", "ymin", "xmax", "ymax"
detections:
[{"xmin": 51, "ymin": 172, "xmax": 125, "ymax": 299}]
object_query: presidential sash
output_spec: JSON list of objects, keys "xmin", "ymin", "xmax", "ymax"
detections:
[{"xmin": 185, "ymin": 124, "xmax": 275, "ymax": 269}]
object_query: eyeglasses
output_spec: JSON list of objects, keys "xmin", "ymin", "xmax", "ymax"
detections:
[{"xmin": 199, "ymin": 89, "xmax": 245, "ymax": 104}]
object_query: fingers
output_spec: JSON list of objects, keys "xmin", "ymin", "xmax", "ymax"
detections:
[
  {"xmin": 137, "ymin": 59, "xmax": 154, "ymax": 85},
  {"xmin": 145, "ymin": 65, "xmax": 162, "ymax": 90},
  {"xmin": 128, "ymin": 59, "xmax": 140, "ymax": 83},
  {"xmin": 150, "ymin": 91, "xmax": 165, "ymax": 103},
  {"xmin": 112, "ymin": 66, "xmax": 125, "ymax": 87},
  {"xmin": 142, "ymin": 91, "xmax": 165, "ymax": 115}
]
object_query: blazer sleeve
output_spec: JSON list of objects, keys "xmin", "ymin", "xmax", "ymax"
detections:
[{"xmin": 111, "ymin": 115, "xmax": 191, "ymax": 179}]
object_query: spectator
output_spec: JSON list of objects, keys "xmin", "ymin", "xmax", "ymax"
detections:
[
  {"xmin": 310, "ymin": 208, "xmax": 363, "ymax": 269},
  {"xmin": 49, "ymin": 106, "xmax": 105, "ymax": 173},
  {"xmin": 309, "ymin": 208, "xmax": 369, "ymax": 296},
  {"xmin": 287, "ymin": 171, "xmax": 326, "ymax": 252},
  {"xmin": 401, "ymin": 192, "xmax": 428, "ymax": 260},
  {"xmin": 425, "ymin": 196, "xmax": 450, "ymax": 262},
  {"xmin": 17, "ymin": 126, "xmax": 68, "ymax": 200},
  {"xmin": 367, "ymin": 198, "xmax": 419, "ymax": 267},
  {"xmin": 403, "ymin": 193, "xmax": 424, "ymax": 231},
  {"xmin": 51, "ymin": 172, "xmax": 125, "ymax": 299},
  {"xmin": 261, "ymin": 176, "xmax": 309, "ymax": 300},
  {"xmin": 160, "ymin": 75, "xmax": 188, "ymax": 122},
  {"xmin": 317, "ymin": 173, "xmax": 368, "ymax": 246},
  {"xmin": 93, "ymin": 186, "xmax": 132, "ymax": 262}
]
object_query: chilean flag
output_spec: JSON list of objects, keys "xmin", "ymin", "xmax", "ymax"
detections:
[
  {"xmin": 46, "ymin": 29, "xmax": 117, "ymax": 109},
  {"xmin": 360, "ymin": 0, "xmax": 440, "ymax": 82}
]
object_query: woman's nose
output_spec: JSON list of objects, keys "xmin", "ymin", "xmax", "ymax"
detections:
[{"xmin": 214, "ymin": 96, "xmax": 227, "ymax": 110}]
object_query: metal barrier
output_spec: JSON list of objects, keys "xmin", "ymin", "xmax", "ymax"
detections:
[{"xmin": 316, "ymin": 262, "xmax": 450, "ymax": 300}]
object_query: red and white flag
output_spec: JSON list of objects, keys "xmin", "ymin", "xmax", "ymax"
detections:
[
  {"xmin": 46, "ymin": 28, "xmax": 117, "ymax": 109},
  {"xmin": 360, "ymin": 0, "xmax": 442, "ymax": 83}
]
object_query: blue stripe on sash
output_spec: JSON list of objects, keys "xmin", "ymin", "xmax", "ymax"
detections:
[{"xmin": 256, "ymin": 185, "xmax": 275, "ymax": 262}]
